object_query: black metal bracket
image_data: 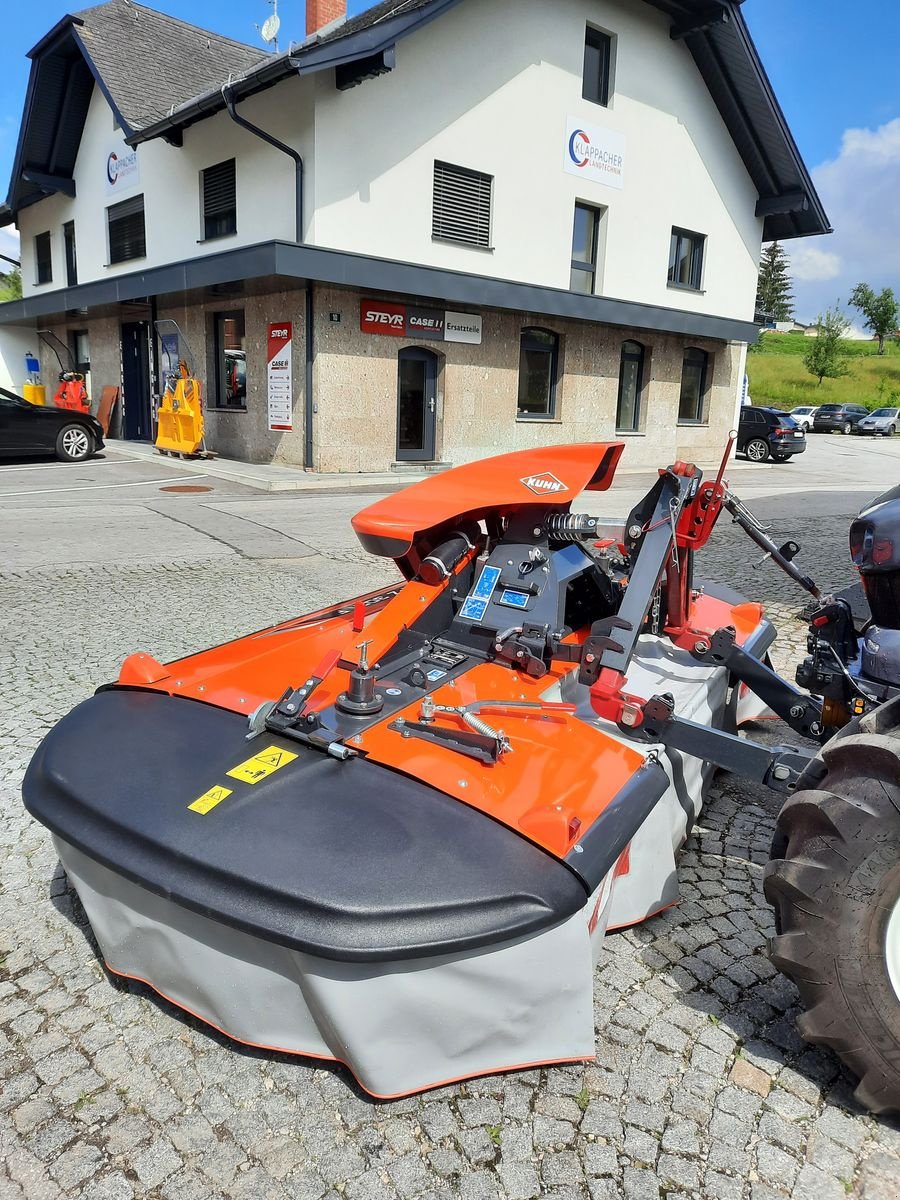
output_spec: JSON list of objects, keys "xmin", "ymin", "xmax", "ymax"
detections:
[
  {"xmin": 692, "ymin": 627, "xmax": 824, "ymax": 740},
  {"xmin": 631, "ymin": 694, "xmax": 814, "ymax": 795},
  {"xmin": 388, "ymin": 718, "xmax": 500, "ymax": 765}
]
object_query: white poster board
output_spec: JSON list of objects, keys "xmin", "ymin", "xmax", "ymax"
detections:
[{"xmin": 267, "ymin": 322, "xmax": 293, "ymax": 432}]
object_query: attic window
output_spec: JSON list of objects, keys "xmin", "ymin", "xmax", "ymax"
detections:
[
  {"xmin": 432, "ymin": 161, "xmax": 493, "ymax": 250},
  {"xmin": 202, "ymin": 159, "xmax": 237, "ymax": 241}
]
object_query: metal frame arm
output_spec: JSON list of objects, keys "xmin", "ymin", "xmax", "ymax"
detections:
[
  {"xmin": 693, "ymin": 627, "xmax": 824, "ymax": 740},
  {"xmin": 633, "ymin": 695, "xmax": 814, "ymax": 794}
]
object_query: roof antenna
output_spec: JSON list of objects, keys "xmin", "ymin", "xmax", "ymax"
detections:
[{"xmin": 257, "ymin": 0, "xmax": 281, "ymax": 53}]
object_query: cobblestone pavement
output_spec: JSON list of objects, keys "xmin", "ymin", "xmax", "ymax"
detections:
[{"xmin": 2, "ymin": 510, "xmax": 900, "ymax": 1200}]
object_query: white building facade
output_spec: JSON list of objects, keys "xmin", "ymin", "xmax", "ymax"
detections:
[{"xmin": 0, "ymin": 0, "xmax": 829, "ymax": 472}]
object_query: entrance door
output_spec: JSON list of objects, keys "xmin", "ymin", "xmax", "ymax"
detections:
[
  {"xmin": 121, "ymin": 321, "xmax": 152, "ymax": 440},
  {"xmin": 396, "ymin": 347, "xmax": 437, "ymax": 461}
]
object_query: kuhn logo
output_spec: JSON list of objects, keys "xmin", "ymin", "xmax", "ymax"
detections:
[
  {"xmin": 521, "ymin": 472, "xmax": 568, "ymax": 496},
  {"xmin": 568, "ymin": 129, "xmax": 591, "ymax": 168}
]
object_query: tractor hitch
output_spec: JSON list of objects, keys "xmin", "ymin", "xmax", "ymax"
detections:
[{"xmin": 623, "ymin": 693, "xmax": 814, "ymax": 795}]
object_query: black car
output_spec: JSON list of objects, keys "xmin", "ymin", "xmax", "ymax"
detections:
[
  {"xmin": 737, "ymin": 406, "xmax": 806, "ymax": 462},
  {"xmin": 0, "ymin": 386, "xmax": 103, "ymax": 462},
  {"xmin": 812, "ymin": 403, "xmax": 868, "ymax": 434}
]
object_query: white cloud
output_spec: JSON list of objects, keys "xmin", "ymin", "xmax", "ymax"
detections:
[
  {"xmin": 789, "ymin": 244, "xmax": 841, "ymax": 282},
  {"xmin": 788, "ymin": 117, "xmax": 900, "ymax": 321}
]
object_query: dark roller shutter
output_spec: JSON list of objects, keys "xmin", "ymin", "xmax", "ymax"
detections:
[
  {"xmin": 432, "ymin": 161, "xmax": 493, "ymax": 249},
  {"xmin": 203, "ymin": 159, "xmax": 237, "ymax": 240},
  {"xmin": 108, "ymin": 195, "xmax": 146, "ymax": 264}
]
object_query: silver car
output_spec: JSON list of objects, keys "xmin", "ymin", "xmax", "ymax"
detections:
[{"xmin": 855, "ymin": 407, "xmax": 900, "ymax": 436}]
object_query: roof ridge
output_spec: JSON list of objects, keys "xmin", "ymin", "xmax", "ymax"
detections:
[{"xmin": 76, "ymin": 0, "xmax": 265, "ymax": 57}]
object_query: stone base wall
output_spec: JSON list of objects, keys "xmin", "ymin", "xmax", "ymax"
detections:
[
  {"xmin": 312, "ymin": 286, "xmax": 743, "ymax": 473},
  {"xmin": 64, "ymin": 283, "xmax": 744, "ymax": 472},
  {"xmin": 157, "ymin": 286, "xmax": 307, "ymax": 466}
]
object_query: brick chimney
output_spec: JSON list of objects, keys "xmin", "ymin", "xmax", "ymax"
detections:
[{"xmin": 307, "ymin": 0, "xmax": 347, "ymax": 37}]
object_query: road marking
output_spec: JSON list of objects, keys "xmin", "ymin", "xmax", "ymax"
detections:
[
  {"xmin": 188, "ymin": 785, "xmax": 233, "ymax": 815},
  {"xmin": 226, "ymin": 745, "xmax": 298, "ymax": 785},
  {"xmin": 0, "ymin": 475, "xmax": 208, "ymax": 498},
  {"xmin": 0, "ymin": 460, "xmax": 117, "ymax": 472}
]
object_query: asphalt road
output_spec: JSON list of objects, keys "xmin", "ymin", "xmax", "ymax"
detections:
[{"xmin": 1, "ymin": 434, "xmax": 900, "ymax": 1200}]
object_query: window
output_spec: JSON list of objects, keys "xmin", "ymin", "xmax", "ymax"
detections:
[
  {"xmin": 107, "ymin": 195, "xmax": 146, "ymax": 264},
  {"xmin": 570, "ymin": 203, "xmax": 602, "ymax": 294},
  {"xmin": 668, "ymin": 227, "xmax": 705, "ymax": 291},
  {"xmin": 202, "ymin": 159, "xmax": 237, "ymax": 241},
  {"xmin": 63, "ymin": 221, "xmax": 77, "ymax": 287},
  {"xmin": 678, "ymin": 347, "xmax": 709, "ymax": 422},
  {"xmin": 70, "ymin": 330, "xmax": 90, "ymax": 375},
  {"xmin": 616, "ymin": 340, "xmax": 645, "ymax": 431},
  {"xmin": 213, "ymin": 311, "xmax": 247, "ymax": 409},
  {"xmin": 34, "ymin": 232, "xmax": 52, "ymax": 285},
  {"xmin": 583, "ymin": 26, "xmax": 613, "ymax": 106},
  {"xmin": 432, "ymin": 161, "xmax": 493, "ymax": 249},
  {"xmin": 517, "ymin": 328, "xmax": 559, "ymax": 419}
]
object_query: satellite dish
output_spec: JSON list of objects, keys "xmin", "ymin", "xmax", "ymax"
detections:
[{"xmin": 260, "ymin": 12, "xmax": 280, "ymax": 44}]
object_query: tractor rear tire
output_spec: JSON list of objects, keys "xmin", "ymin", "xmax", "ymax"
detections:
[{"xmin": 764, "ymin": 696, "xmax": 900, "ymax": 1115}]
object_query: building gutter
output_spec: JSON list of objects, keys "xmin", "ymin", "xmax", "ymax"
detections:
[
  {"xmin": 222, "ymin": 87, "xmax": 311, "ymax": 465},
  {"xmin": 222, "ymin": 86, "xmax": 303, "ymax": 244},
  {"xmin": 305, "ymin": 287, "xmax": 314, "ymax": 469}
]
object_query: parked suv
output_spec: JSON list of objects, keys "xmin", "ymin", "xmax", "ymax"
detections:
[
  {"xmin": 812, "ymin": 403, "xmax": 868, "ymax": 434},
  {"xmin": 737, "ymin": 406, "xmax": 806, "ymax": 462}
]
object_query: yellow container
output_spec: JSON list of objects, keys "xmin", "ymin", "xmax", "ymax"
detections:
[{"xmin": 23, "ymin": 383, "xmax": 46, "ymax": 406}]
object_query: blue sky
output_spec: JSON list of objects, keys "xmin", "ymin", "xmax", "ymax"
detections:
[{"xmin": 0, "ymin": 1, "xmax": 898, "ymax": 320}]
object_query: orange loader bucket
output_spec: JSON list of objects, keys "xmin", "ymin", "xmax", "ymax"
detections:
[{"xmin": 155, "ymin": 365, "xmax": 204, "ymax": 456}]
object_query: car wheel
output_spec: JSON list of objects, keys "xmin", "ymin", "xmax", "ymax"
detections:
[
  {"xmin": 843, "ymin": 422, "xmax": 852, "ymax": 434},
  {"xmin": 890, "ymin": 426, "xmax": 896, "ymax": 437},
  {"xmin": 56, "ymin": 424, "xmax": 93, "ymax": 462},
  {"xmin": 745, "ymin": 438, "xmax": 770, "ymax": 463}
]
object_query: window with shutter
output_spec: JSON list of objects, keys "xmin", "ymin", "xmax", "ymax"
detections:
[
  {"xmin": 202, "ymin": 159, "xmax": 237, "ymax": 240},
  {"xmin": 432, "ymin": 161, "xmax": 493, "ymax": 249},
  {"xmin": 107, "ymin": 195, "xmax": 146, "ymax": 265}
]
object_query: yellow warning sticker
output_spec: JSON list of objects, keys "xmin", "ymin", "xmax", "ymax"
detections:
[
  {"xmin": 188, "ymin": 785, "xmax": 233, "ymax": 815},
  {"xmin": 226, "ymin": 745, "xmax": 299, "ymax": 785}
]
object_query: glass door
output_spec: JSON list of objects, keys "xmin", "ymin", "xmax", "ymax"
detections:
[{"xmin": 396, "ymin": 347, "xmax": 437, "ymax": 461}]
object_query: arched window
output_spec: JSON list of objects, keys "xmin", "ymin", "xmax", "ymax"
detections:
[
  {"xmin": 616, "ymin": 340, "xmax": 645, "ymax": 431},
  {"xmin": 678, "ymin": 347, "xmax": 709, "ymax": 423},
  {"xmin": 517, "ymin": 328, "xmax": 559, "ymax": 419}
]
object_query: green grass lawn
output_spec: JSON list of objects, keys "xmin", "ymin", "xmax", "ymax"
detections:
[{"xmin": 747, "ymin": 333, "xmax": 900, "ymax": 411}]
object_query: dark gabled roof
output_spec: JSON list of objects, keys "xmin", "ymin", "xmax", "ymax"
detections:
[
  {"xmin": 75, "ymin": 0, "xmax": 264, "ymax": 131},
  {"xmin": 646, "ymin": 1, "xmax": 830, "ymax": 239},
  {"xmin": 128, "ymin": 0, "xmax": 464, "ymax": 143},
  {"xmin": 1, "ymin": 0, "xmax": 264, "ymax": 225}
]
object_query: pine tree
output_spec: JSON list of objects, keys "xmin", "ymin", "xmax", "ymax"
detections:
[{"xmin": 756, "ymin": 241, "xmax": 794, "ymax": 321}]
